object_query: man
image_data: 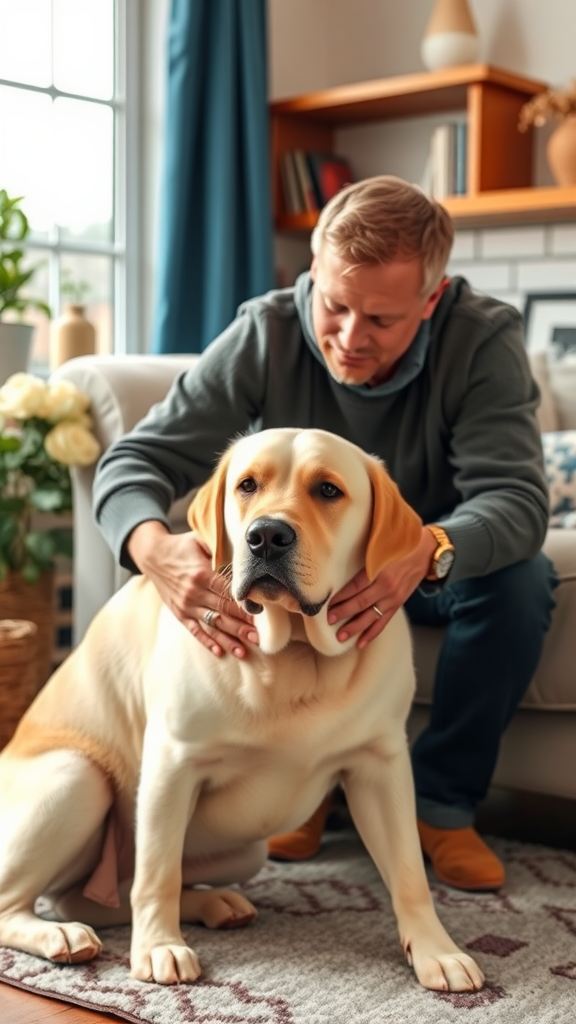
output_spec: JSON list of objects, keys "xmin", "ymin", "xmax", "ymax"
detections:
[{"xmin": 93, "ymin": 176, "xmax": 556, "ymax": 892}]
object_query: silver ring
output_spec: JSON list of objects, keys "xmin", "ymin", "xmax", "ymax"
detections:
[
  {"xmin": 203, "ymin": 609, "xmax": 219, "ymax": 628},
  {"xmin": 372, "ymin": 604, "xmax": 383, "ymax": 618}
]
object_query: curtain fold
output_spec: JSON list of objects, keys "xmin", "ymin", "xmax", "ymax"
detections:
[{"xmin": 152, "ymin": 0, "xmax": 274, "ymax": 354}]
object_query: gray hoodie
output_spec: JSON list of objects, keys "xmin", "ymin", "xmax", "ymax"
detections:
[{"xmin": 94, "ymin": 274, "xmax": 548, "ymax": 583}]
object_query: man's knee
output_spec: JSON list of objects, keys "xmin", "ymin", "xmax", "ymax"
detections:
[{"xmin": 452, "ymin": 551, "xmax": 558, "ymax": 628}]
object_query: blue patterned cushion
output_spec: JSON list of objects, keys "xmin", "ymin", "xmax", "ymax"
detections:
[{"xmin": 542, "ymin": 431, "xmax": 576, "ymax": 527}]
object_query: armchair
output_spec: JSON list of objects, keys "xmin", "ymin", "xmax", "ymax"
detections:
[{"xmin": 52, "ymin": 350, "xmax": 576, "ymax": 802}]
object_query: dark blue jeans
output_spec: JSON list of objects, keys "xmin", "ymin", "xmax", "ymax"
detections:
[{"xmin": 405, "ymin": 552, "xmax": 558, "ymax": 829}]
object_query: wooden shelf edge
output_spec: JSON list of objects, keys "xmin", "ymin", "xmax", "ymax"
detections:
[
  {"xmin": 443, "ymin": 186, "xmax": 576, "ymax": 227},
  {"xmin": 270, "ymin": 64, "xmax": 548, "ymax": 118},
  {"xmin": 276, "ymin": 187, "xmax": 576, "ymax": 234}
]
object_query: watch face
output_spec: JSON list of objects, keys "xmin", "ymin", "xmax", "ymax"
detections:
[{"xmin": 436, "ymin": 550, "xmax": 454, "ymax": 578}]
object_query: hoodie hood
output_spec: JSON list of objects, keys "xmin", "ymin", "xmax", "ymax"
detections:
[{"xmin": 294, "ymin": 270, "xmax": 431, "ymax": 398}]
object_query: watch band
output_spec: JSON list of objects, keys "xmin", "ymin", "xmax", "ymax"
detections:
[{"xmin": 425, "ymin": 524, "xmax": 455, "ymax": 581}]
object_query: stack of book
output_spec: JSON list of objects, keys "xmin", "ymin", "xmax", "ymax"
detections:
[
  {"xmin": 428, "ymin": 122, "xmax": 468, "ymax": 199},
  {"xmin": 280, "ymin": 151, "xmax": 354, "ymax": 215}
]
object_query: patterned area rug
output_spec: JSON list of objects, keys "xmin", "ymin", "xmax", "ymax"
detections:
[{"xmin": 1, "ymin": 833, "xmax": 575, "ymax": 1024}]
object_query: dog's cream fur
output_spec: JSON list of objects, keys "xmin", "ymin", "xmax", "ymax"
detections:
[{"xmin": 0, "ymin": 428, "xmax": 483, "ymax": 991}]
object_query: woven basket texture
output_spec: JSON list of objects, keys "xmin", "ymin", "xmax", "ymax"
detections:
[
  {"xmin": 0, "ymin": 570, "xmax": 55, "ymax": 692},
  {"xmin": 0, "ymin": 619, "xmax": 38, "ymax": 749}
]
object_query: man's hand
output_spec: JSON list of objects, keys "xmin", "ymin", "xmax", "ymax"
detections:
[
  {"xmin": 327, "ymin": 526, "xmax": 437, "ymax": 648},
  {"xmin": 127, "ymin": 521, "xmax": 258, "ymax": 658}
]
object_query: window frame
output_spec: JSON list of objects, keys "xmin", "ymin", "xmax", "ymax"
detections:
[{"xmin": 0, "ymin": 0, "xmax": 141, "ymax": 367}]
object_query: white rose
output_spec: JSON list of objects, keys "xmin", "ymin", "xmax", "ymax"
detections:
[
  {"xmin": 41, "ymin": 379, "xmax": 90, "ymax": 422},
  {"xmin": 0, "ymin": 373, "xmax": 48, "ymax": 419},
  {"xmin": 44, "ymin": 419, "xmax": 101, "ymax": 467}
]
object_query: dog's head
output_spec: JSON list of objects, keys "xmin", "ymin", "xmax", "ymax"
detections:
[{"xmin": 188, "ymin": 428, "xmax": 422, "ymax": 656}]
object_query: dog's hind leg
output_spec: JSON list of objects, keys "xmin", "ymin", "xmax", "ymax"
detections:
[{"xmin": 0, "ymin": 749, "xmax": 113, "ymax": 963}]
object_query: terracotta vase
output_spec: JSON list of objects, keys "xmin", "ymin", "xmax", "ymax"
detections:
[
  {"xmin": 421, "ymin": 0, "xmax": 479, "ymax": 71},
  {"xmin": 546, "ymin": 116, "xmax": 576, "ymax": 186},
  {"xmin": 0, "ymin": 571, "xmax": 56, "ymax": 693},
  {"xmin": 50, "ymin": 303, "xmax": 96, "ymax": 370}
]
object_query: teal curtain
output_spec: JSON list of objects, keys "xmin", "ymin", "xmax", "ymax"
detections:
[{"xmin": 151, "ymin": 0, "xmax": 274, "ymax": 354}]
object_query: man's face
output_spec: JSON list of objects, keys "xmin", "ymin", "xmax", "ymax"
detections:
[{"xmin": 310, "ymin": 246, "xmax": 447, "ymax": 387}]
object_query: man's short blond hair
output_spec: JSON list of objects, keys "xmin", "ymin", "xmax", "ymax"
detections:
[{"xmin": 310, "ymin": 175, "xmax": 454, "ymax": 297}]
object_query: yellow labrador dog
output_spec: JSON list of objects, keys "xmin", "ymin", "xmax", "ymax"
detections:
[{"xmin": 0, "ymin": 428, "xmax": 483, "ymax": 993}]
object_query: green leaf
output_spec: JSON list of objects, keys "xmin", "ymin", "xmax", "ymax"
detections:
[
  {"xmin": 29, "ymin": 487, "xmax": 66, "ymax": 512},
  {"xmin": 0, "ymin": 435, "xmax": 22, "ymax": 453},
  {"xmin": 24, "ymin": 530, "xmax": 56, "ymax": 564}
]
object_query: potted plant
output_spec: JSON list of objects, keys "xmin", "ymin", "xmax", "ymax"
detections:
[
  {"xmin": 0, "ymin": 371, "xmax": 101, "ymax": 688},
  {"xmin": 518, "ymin": 80, "xmax": 576, "ymax": 186},
  {"xmin": 0, "ymin": 189, "xmax": 51, "ymax": 382}
]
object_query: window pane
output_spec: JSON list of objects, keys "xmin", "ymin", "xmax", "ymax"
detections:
[
  {"xmin": 0, "ymin": 87, "xmax": 54, "ymax": 239},
  {"xmin": 0, "ymin": 0, "xmax": 52, "ymax": 87},
  {"xmin": 17, "ymin": 249, "xmax": 52, "ymax": 371},
  {"xmin": 53, "ymin": 0, "xmax": 114, "ymax": 100},
  {"xmin": 59, "ymin": 253, "xmax": 113, "ymax": 355},
  {"xmin": 54, "ymin": 97, "xmax": 113, "ymax": 243}
]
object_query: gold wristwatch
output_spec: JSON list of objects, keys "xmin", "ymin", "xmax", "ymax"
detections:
[{"xmin": 425, "ymin": 525, "xmax": 455, "ymax": 581}]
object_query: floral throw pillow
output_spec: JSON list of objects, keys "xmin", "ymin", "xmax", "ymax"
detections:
[{"xmin": 543, "ymin": 431, "xmax": 576, "ymax": 527}]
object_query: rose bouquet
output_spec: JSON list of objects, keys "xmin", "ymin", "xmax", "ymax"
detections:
[{"xmin": 0, "ymin": 372, "xmax": 101, "ymax": 582}]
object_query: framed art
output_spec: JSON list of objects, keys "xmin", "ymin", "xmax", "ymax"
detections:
[{"xmin": 523, "ymin": 292, "xmax": 576, "ymax": 356}]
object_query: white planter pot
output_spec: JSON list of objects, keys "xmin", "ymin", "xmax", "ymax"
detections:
[{"xmin": 0, "ymin": 322, "xmax": 34, "ymax": 384}]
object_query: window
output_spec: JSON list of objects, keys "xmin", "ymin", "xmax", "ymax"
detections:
[{"xmin": 0, "ymin": 0, "xmax": 139, "ymax": 371}]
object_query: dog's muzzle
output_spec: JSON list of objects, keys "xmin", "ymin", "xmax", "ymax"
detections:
[{"xmin": 236, "ymin": 517, "xmax": 327, "ymax": 617}]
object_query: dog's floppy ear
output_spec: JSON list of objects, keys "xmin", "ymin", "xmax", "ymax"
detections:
[
  {"xmin": 187, "ymin": 450, "xmax": 232, "ymax": 570},
  {"xmin": 365, "ymin": 457, "xmax": 423, "ymax": 581}
]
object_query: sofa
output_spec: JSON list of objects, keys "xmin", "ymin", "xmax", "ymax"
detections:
[{"xmin": 52, "ymin": 349, "xmax": 576, "ymax": 802}]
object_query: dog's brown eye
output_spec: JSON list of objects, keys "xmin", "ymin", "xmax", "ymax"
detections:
[
  {"xmin": 238, "ymin": 477, "xmax": 257, "ymax": 494},
  {"xmin": 319, "ymin": 481, "xmax": 343, "ymax": 500}
]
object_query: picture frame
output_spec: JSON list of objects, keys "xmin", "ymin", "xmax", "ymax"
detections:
[{"xmin": 523, "ymin": 292, "xmax": 576, "ymax": 357}]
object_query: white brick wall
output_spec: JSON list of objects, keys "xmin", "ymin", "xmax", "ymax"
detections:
[{"xmin": 449, "ymin": 223, "xmax": 576, "ymax": 315}]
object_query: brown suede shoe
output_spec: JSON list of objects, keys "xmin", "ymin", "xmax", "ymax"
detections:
[
  {"xmin": 267, "ymin": 792, "xmax": 335, "ymax": 861},
  {"xmin": 417, "ymin": 819, "xmax": 505, "ymax": 891}
]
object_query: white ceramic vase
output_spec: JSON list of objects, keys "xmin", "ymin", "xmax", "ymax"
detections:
[
  {"xmin": 421, "ymin": 0, "xmax": 479, "ymax": 72},
  {"xmin": 0, "ymin": 322, "xmax": 34, "ymax": 384}
]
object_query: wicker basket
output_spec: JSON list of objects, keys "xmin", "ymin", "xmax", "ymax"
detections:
[
  {"xmin": 0, "ymin": 570, "xmax": 55, "ymax": 692},
  {"xmin": 0, "ymin": 619, "xmax": 38, "ymax": 749}
]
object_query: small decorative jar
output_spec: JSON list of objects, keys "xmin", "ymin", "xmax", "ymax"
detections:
[
  {"xmin": 50, "ymin": 303, "xmax": 96, "ymax": 370},
  {"xmin": 421, "ymin": 0, "xmax": 479, "ymax": 72}
]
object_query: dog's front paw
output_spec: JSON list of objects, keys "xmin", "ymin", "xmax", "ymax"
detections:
[
  {"xmin": 131, "ymin": 943, "xmax": 202, "ymax": 984},
  {"xmin": 43, "ymin": 921, "xmax": 103, "ymax": 964},
  {"xmin": 407, "ymin": 945, "xmax": 484, "ymax": 992}
]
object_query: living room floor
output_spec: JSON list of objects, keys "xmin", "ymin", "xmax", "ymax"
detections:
[{"xmin": 1, "ymin": 786, "xmax": 575, "ymax": 1024}]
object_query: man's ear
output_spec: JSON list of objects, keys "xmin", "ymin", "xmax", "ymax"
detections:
[
  {"xmin": 421, "ymin": 275, "xmax": 450, "ymax": 320},
  {"xmin": 364, "ymin": 457, "xmax": 423, "ymax": 581},
  {"xmin": 187, "ymin": 450, "xmax": 232, "ymax": 570}
]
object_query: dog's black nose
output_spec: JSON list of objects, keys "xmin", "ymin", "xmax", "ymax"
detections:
[{"xmin": 246, "ymin": 518, "xmax": 296, "ymax": 562}]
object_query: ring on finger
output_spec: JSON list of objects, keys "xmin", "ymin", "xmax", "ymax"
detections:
[
  {"xmin": 372, "ymin": 604, "xmax": 383, "ymax": 618},
  {"xmin": 204, "ymin": 609, "xmax": 220, "ymax": 628}
]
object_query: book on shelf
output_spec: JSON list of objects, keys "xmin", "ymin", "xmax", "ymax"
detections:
[
  {"xmin": 292, "ymin": 150, "xmax": 320, "ymax": 212},
  {"xmin": 279, "ymin": 150, "xmax": 355, "ymax": 216},
  {"xmin": 429, "ymin": 122, "xmax": 468, "ymax": 199},
  {"xmin": 279, "ymin": 152, "xmax": 304, "ymax": 214},
  {"xmin": 307, "ymin": 152, "xmax": 354, "ymax": 206}
]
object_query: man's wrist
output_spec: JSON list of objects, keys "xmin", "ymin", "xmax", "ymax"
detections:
[{"xmin": 126, "ymin": 520, "xmax": 171, "ymax": 574}]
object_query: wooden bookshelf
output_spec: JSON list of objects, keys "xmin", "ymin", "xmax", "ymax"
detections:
[{"xmin": 270, "ymin": 64, "xmax": 576, "ymax": 230}]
